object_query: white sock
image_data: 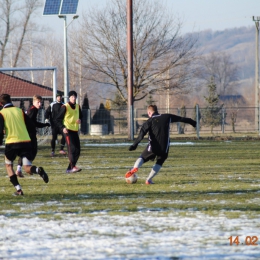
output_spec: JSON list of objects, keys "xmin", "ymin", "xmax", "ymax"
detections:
[
  {"xmin": 147, "ymin": 164, "xmax": 161, "ymax": 181},
  {"xmin": 134, "ymin": 158, "xmax": 144, "ymax": 169},
  {"xmin": 15, "ymin": 185, "xmax": 22, "ymax": 191},
  {"xmin": 17, "ymin": 165, "xmax": 22, "ymax": 171}
]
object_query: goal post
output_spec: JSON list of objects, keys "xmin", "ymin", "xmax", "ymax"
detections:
[
  {"xmin": 0, "ymin": 67, "xmax": 58, "ymax": 101},
  {"xmin": 0, "ymin": 66, "xmax": 58, "ymax": 145}
]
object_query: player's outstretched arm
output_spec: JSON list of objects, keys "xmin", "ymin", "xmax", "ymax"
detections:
[
  {"xmin": 181, "ymin": 118, "xmax": 196, "ymax": 128},
  {"xmin": 170, "ymin": 114, "xmax": 196, "ymax": 128}
]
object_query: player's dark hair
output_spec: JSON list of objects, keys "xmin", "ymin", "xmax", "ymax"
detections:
[
  {"xmin": 0, "ymin": 94, "xmax": 11, "ymax": 105},
  {"xmin": 147, "ymin": 105, "xmax": 158, "ymax": 113}
]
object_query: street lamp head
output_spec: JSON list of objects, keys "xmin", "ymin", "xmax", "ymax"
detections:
[
  {"xmin": 73, "ymin": 15, "xmax": 79, "ymax": 19},
  {"xmin": 58, "ymin": 15, "xmax": 66, "ymax": 19},
  {"xmin": 253, "ymin": 16, "xmax": 260, "ymax": 21}
]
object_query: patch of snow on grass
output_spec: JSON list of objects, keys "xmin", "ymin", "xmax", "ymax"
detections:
[{"xmin": 0, "ymin": 211, "xmax": 260, "ymax": 259}]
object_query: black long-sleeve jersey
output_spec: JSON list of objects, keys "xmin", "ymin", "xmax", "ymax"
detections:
[
  {"xmin": 26, "ymin": 105, "xmax": 47, "ymax": 129},
  {"xmin": 45, "ymin": 101, "xmax": 64, "ymax": 126},
  {"xmin": 132, "ymin": 112, "xmax": 196, "ymax": 155}
]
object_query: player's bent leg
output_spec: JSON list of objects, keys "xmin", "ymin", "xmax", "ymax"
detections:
[
  {"xmin": 9, "ymin": 174, "xmax": 24, "ymax": 196},
  {"xmin": 16, "ymin": 157, "xmax": 24, "ymax": 178},
  {"xmin": 145, "ymin": 164, "xmax": 162, "ymax": 184},
  {"xmin": 26, "ymin": 164, "xmax": 49, "ymax": 183},
  {"xmin": 5, "ymin": 157, "xmax": 15, "ymax": 177},
  {"xmin": 134, "ymin": 157, "xmax": 144, "ymax": 169},
  {"xmin": 22, "ymin": 157, "xmax": 33, "ymax": 175},
  {"xmin": 5, "ymin": 162, "xmax": 24, "ymax": 195},
  {"xmin": 38, "ymin": 167, "xmax": 49, "ymax": 183},
  {"xmin": 125, "ymin": 157, "xmax": 145, "ymax": 178},
  {"xmin": 125, "ymin": 167, "xmax": 138, "ymax": 178}
]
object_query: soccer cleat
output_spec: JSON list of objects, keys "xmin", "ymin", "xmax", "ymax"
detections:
[
  {"xmin": 145, "ymin": 180, "xmax": 155, "ymax": 185},
  {"xmin": 125, "ymin": 167, "xmax": 138, "ymax": 178},
  {"xmin": 59, "ymin": 150, "xmax": 66, "ymax": 155},
  {"xmin": 16, "ymin": 170, "xmax": 24, "ymax": 178},
  {"xmin": 38, "ymin": 167, "xmax": 49, "ymax": 183},
  {"xmin": 66, "ymin": 167, "xmax": 82, "ymax": 173},
  {"xmin": 51, "ymin": 152, "xmax": 55, "ymax": 157},
  {"xmin": 13, "ymin": 190, "xmax": 24, "ymax": 196}
]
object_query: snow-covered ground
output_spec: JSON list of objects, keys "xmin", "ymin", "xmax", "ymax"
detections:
[
  {"xmin": 1, "ymin": 210, "xmax": 260, "ymax": 259},
  {"xmin": 84, "ymin": 142, "xmax": 195, "ymax": 147}
]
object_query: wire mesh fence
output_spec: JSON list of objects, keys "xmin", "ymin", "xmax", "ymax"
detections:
[
  {"xmin": 78, "ymin": 107, "xmax": 259, "ymax": 136},
  {"xmin": 29, "ymin": 106, "xmax": 260, "ymax": 139}
]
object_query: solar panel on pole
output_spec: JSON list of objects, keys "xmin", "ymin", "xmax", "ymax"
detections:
[
  {"xmin": 60, "ymin": 0, "xmax": 79, "ymax": 15},
  {"xmin": 43, "ymin": 0, "xmax": 79, "ymax": 15},
  {"xmin": 42, "ymin": 0, "xmax": 79, "ymax": 103},
  {"xmin": 43, "ymin": 0, "xmax": 62, "ymax": 15}
]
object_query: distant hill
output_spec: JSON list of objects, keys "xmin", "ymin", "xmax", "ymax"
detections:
[
  {"xmin": 177, "ymin": 26, "xmax": 256, "ymax": 107},
  {"xmin": 194, "ymin": 26, "xmax": 255, "ymax": 80}
]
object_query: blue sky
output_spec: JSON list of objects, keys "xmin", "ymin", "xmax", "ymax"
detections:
[{"xmin": 41, "ymin": 0, "xmax": 260, "ymax": 34}]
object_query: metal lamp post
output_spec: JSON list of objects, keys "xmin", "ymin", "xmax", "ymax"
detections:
[
  {"xmin": 59, "ymin": 15, "xmax": 79, "ymax": 103},
  {"xmin": 127, "ymin": 0, "xmax": 134, "ymax": 140},
  {"xmin": 253, "ymin": 16, "xmax": 260, "ymax": 133}
]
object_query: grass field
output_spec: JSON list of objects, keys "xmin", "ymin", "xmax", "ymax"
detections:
[{"xmin": 1, "ymin": 137, "xmax": 260, "ymax": 259}]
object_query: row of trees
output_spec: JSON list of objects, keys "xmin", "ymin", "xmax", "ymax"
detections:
[{"xmin": 0, "ymin": 0, "xmax": 239, "ymax": 110}]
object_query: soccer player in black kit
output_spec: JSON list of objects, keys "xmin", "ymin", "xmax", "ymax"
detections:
[
  {"xmin": 16, "ymin": 95, "xmax": 50, "ymax": 177},
  {"xmin": 126, "ymin": 105, "xmax": 197, "ymax": 184},
  {"xmin": 45, "ymin": 93, "xmax": 66, "ymax": 157}
]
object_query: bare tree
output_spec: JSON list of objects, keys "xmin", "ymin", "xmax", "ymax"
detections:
[
  {"xmin": 0, "ymin": 0, "xmax": 42, "ymax": 68},
  {"xmin": 72, "ymin": 0, "xmax": 197, "ymax": 104},
  {"xmin": 198, "ymin": 51, "xmax": 239, "ymax": 96}
]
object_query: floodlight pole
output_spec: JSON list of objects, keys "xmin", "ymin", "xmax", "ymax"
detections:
[
  {"xmin": 59, "ymin": 15, "xmax": 79, "ymax": 103},
  {"xmin": 253, "ymin": 16, "xmax": 260, "ymax": 134}
]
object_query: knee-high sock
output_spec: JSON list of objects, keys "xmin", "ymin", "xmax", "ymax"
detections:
[
  {"xmin": 134, "ymin": 158, "xmax": 144, "ymax": 169},
  {"xmin": 147, "ymin": 164, "xmax": 161, "ymax": 181},
  {"xmin": 10, "ymin": 174, "xmax": 22, "ymax": 191}
]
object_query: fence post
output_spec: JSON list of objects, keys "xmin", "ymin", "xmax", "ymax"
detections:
[
  {"xmin": 87, "ymin": 109, "xmax": 91, "ymax": 135},
  {"xmin": 196, "ymin": 104, "xmax": 200, "ymax": 139},
  {"xmin": 177, "ymin": 108, "xmax": 181, "ymax": 134},
  {"xmin": 259, "ymin": 105, "xmax": 260, "ymax": 135},
  {"xmin": 222, "ymin": 107, "xmax": 225, "ymax": 134}
]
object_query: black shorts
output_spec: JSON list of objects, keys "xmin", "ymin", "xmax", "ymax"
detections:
[
  {"xmin": 52, "ymin": 125, "xmax": 63, "ymax": 136},
  {"xmin": 140, "ymin": 144, "xmax": 168, "ymax": 166},
  {"xmin": 5, "ymin": 142, "xmax": 33, "ymax": 162}
]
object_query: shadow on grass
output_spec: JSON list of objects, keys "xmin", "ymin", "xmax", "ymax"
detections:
[{"xmin": 2, "ymin": 187, "xmax": 260, "ymax": 216}]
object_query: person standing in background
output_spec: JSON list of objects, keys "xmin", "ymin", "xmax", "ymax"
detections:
[
  {"xmin": 45, "ymin": 93, "xmax": 66, "ymax": 157},
  {"xmin": 56, "ymin": 91, "xmax": 82, "ymax": 173}
]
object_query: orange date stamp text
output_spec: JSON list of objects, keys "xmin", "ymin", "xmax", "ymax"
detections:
[{"xmin": 229, "ymin": 236, "xmax": 258, "ymax": 246}]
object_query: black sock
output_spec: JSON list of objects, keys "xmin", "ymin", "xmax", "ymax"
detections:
[
  {"xmin": 30, "ymin": 165, "xmax": 37, "ymax": 174},
  {"xmin": 10, "ymin": 174, "xmax": 19, "ymax": 187}
]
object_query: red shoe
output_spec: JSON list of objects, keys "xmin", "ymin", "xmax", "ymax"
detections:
[
  {"xmin": 125, "ymin": 168, "xmax": 138, "ymax": 178},
  {"xmin": 16, "ymin": 170, "xmax": 24, "ymax": 178},
  {"xmin": 145, "ymin": 180, "xmax": 155, "ymax": 185}
]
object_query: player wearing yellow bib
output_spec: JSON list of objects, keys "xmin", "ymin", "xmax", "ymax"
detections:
[
  {"xmin": 56, "ymin": 91, "xmax": 82, "ymax": 173},
  {"xmin": 0, "ymin": 94, "xmax": 49, "ymax": 196}
]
